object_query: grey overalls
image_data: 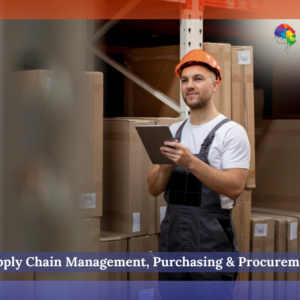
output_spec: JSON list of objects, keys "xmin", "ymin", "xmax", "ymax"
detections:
[{"xmin": 159, "ymin": 118, "xmax": 239, "ymax": 281}]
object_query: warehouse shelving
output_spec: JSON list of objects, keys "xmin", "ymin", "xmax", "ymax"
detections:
[{"xmin": 90, "ymin": 0, "xmax": 267, "ymax": 119}]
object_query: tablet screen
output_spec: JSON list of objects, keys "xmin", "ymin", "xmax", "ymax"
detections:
[{"xmin": 136, "ymin": 125, "xmax": 175, "ymax": 165}]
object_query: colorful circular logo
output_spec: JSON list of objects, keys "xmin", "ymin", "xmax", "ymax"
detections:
[{"xmin": 274, "ymin": 24, "xmax": 296, "ymax": 53}]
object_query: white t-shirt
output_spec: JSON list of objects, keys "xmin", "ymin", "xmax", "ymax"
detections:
[{"xmin": 169, "ymin": 113, "xmax": 250, "ymax": 209}]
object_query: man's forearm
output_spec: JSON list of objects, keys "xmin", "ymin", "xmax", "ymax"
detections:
[
  {"xmin": 188, "ymin": 156, "xmax": 245, "ymax": 200},
  {"xmin": 147, "ymin": 165, "xmax": 173, "ymax": 197}
]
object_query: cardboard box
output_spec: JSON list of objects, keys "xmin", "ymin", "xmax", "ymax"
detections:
[
  {"xmin": 80, "ymin": 72, "xmax": 104, "ymax": 218},
  {"xmin": 250, "ymin": 212, "xmax": 298, "ymax": 300},
  {"xmin": 232, "ymin": 189, "xmax": 251, "ymax": 298},
  {"xmin": 124, "ymin": 46, "xmax": 180, "ymax": 118},
  {"xmin": 102, "ymin": 119, "xmax": 156, "ymax": 237},
  {"xmin": 252, "ymin": 207, "xmax": 300, "ymax": 281},
  {"xmin": 99, "ymin": 230, "xmax": 128, "ymax": 281},
  {"xmin": 232, "ymin": 190, "xmax": 252, "ymax": 254},
  {"xmin": 102, "ymin": 117, "xmax": 181, "ymax": 236},
  {"xmin": 156, "ymin": 194, "xmax": 167, "ymax": 234},
  {"xmin": 269, "ymin": 214, "xmax": 298, "ymax": 285},
  {"xmin": 203, "ymin": 43, "xmax": 232, "ymax": 119},
  {"xmin": 252, "ymin": 209, "xmax": 300, "ymax": 300},
  {"xmin": 128, "ymin": 235, "xmax": 160, "ymax": 300},
  {"xmin": 251, "ymin": 212, "xmax": 275, "ymax": 255},
  {"xmin": 250, "ymin": 213, "xmax": 275, "ymax": 300},
  {"xmin": 252, "ymin": 213, "xmax": 297, "ymax": 282},
  {"xmin": 268, "ymin": 214, "xmax": 298, "ymax": 253},
  {"xmin": 14, "ymin": 70, "xmax": 54, "ymax": 206},
  {"xmin": 252, "ymin": 212, "xmax": 300, "ymax": 300},
  {"xmin": 100, "ymin": 230, "xmax": 128, "ymax": 251},
  {"xmin": 128, "ymin": 235, "xmax": 159, "ymax": 281},
  {"xmin": 271, "ymin": 215, "xmax": 288, "ymax": 284},
  {"xmin": 252, "ymin": 207, "xmax": 300, "ymax": 247},
  {"xmin": 98, "ymin": 231, "xmax": 128, "ymax": 300},
  {"xmin": 270, "ymin": 214, "xmax": 288, "ymax": 300},
  {"xmin": 128, "ymin": 234, "xmax": 159, "ymax": 254},
  {"xmin": 15, "ymin": 71, "xmax": 103, "ymax": 218},
  {"xmin": 81, "ymin": 217, "xmax": 101, "ymax": 252},
  {"xmin": 231, "ymin": 46, "xmax": 255, "ymax": 189},
  {"xmin": 252, "ymin": 120, "xmax": 300, "ymax": 212}
]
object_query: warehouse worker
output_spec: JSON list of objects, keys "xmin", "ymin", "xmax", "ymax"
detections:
[{"xmin": 147, "ymin": 49, "xmax": 250, "ymax": 283}]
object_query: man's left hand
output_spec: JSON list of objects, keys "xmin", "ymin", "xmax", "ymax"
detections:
[{"xmin": 160, "ymin": 140, "xmax": 195, "ymax": 169}]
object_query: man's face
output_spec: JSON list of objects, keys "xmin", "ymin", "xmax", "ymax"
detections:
[{"xmin": 180, "ymin": 65, "xmax": 218, "ymax": 110}]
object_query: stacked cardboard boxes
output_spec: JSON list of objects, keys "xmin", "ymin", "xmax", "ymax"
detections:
[
  {"xmin": 11, "ymin": 71, "xmax": 104, "ymax": 282},
  {"xmin": 251, "ymin": 209, "xmax": 299, "ymax": 299},
  {"xmin": 252, "ymin": 208, "xmax": 300, "ymax": 277},
  {"xmin": 14, "ymin": 71, "xmax": 104, "ymax": 218},
  {"xmin": 203, "ymin": 43, "xmax": 232, "ymax": 119},
  {"xmin": 231, "ymin": 190, "xmax": 251, "ymax": 298},
  {"xmin": 263, "ymin": 214, "xmax": 297, "ymax": 300},
  {"xmin": 250, "ymin": 213, "xmax": 275, "ymax": 300},
  {"xmin": 102, "ymin": 117, "xmax": 184, "ymax": 237},
  {"xmin": 101, "ymin": 118, "xmax": 156, "ymax": 237},
  {"xmin": 81, "ymin": 217, "xmax": 102, "ymax": 252},
  {"xmin": 232, "ymin": 190, "xmax": 252, "ymax": 253},
  {"xmin": 231, "ymin": 46, "xmax": 255, "ymax": 189},
  {"xmin": 272, "ymin": 214, "xmax": 298, "ymax": 274}
]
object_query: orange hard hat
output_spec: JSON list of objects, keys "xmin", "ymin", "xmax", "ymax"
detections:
[{"xmin": 175, "ymin": 49, "xmax": 222, "ymax": 83}]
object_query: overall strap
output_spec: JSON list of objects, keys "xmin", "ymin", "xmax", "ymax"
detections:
[
  {"xmin": 174, "ymin": 119, "xmax": 188, "ymax": 142},
  {"xmin": 200, "ymin": 118, "xmax": 231, "ymax": 157}
]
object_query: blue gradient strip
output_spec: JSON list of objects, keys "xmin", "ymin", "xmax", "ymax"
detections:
[{"xmin": 0, "ymin": 281, "xmax": 299, "ymax": 300}]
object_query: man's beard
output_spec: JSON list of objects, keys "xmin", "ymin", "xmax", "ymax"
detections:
[{"xmin": 183, "ymin": 94, "xmax": 211, "ymax": 110}]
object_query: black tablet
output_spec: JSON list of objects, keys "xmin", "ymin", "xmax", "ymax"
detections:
[{"xmin": 135, "ymin": 125, "xmax": 175, "ymax": 165}]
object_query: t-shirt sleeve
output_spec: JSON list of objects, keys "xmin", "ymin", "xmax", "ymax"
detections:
[{"xmin": 221, "ymin": 125, "xmax": 251, "ymax": 170}]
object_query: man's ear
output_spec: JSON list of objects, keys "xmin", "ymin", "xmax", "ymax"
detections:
[{"xmin": 212, "ymin": 80, "xmax": 219, "ymax": 93}]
